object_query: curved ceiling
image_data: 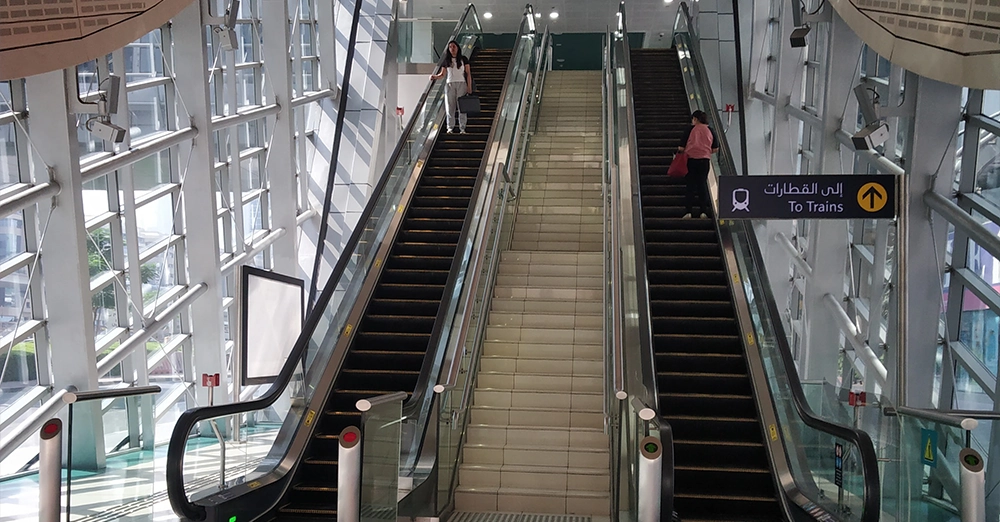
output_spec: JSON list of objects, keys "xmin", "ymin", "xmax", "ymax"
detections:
[
  {"xmin": 828, "ymin": 0, "xmax": 1000, "ymax": 89},
  {"xmin": 0, "ymin": 0, "xmax": 196, "ymax": 81}
]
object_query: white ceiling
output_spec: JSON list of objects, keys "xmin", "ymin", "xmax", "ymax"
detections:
[{"xmin": 411, "ymin": 0, "xmax": 682, "ymax": 44}]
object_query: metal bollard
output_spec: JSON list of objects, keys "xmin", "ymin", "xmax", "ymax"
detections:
[
  {"xmin": 39, "ymin": 418, "xmax": 63, "ymax": 522},
  {"xmin": 959, "ymin": 418, "xmax": 985, "ymax": 522},
  {"xmin": 338, "ymin": 426, "xmax": 362, "ymax": 522},
  {"xmin": 638, "ymin": 435, "xmax": 662, "ymax": 522}
]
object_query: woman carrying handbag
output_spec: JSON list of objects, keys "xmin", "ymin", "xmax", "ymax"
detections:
[
  {"xmin": 430, "ymin": 40, "xmax": 473, "ymax": 134},
  {"xmin": 674, "ymin": 110, "xmax": 720, "ymax": 218}
]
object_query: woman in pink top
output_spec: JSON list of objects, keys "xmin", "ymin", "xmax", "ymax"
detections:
[{"xmin": 677, "ymin": 110, "xmax": 719, "ymax": 218}]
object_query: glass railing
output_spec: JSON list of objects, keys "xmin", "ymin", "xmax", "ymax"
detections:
[
  {"xmin": 397, "ymin": 19, "xmax": 460, "ymax": 65},
  {"xmin": 165, "ymin": 6, "xmax": 485, "ymax": 520},
  {"xmin": 610, "ymin": 3, "xmax": 675, "ymax": 521},
  {"xmin": 360, "ymin": 392, "xmax": 406, "ymax": 521},
  {"xmin": 670, "ymin": 3, "xmax": 880, "ymax": 522},
  {"xmin": 434, "ymin": 8, "xmax": 546, "ymax": 512},
  {"xmin": 812, "ymin": 384, "xmax": 1000, "ymax": 521}
]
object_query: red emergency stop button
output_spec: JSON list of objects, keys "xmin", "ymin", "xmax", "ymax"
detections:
[{"xmin": 40, "ymin": 419, "xmax": 62, "ymax": 440}]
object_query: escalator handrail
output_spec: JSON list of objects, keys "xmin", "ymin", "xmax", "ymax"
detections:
[
  {"xmin": 165, "ymin": 4, "xmax": 482, "ymax": 520},
  {"xmin": 400, "ymin": 2, "xmax": 536, "ymax": 461},
  {"xmin": 673, "ymin": 4, "xmax": 881, "ymax": 522},
  {"xmin": 616, "ymin": 3, "xmax": 676, "ymax": 520}
]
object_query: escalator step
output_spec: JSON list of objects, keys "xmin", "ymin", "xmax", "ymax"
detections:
[
  {"xmin": 673, "ymin": 439, "xmax": 769, "ymax": 469},
  {"xmin": 353, "ymin": 331, "xmax": 432, "ymax": 351},
  {"xmin": 359, "ymin": 314, "xmax": 436, "ymax": 333},
  {"xmin": 658, "ymin": 372, "xmax": 753, "ymax": 396},
  {"xmin": 366, "ymin": 297, "xmax": 442, "ymax": 315},
  {"xmin": 672, "ymin": 493, "xmax": 781, "ymax": 521},
  {"xmin": 378, "ymin": 268, "xmax": 451, "ymax": 285},
  {"xmin": 371, "ymin": 282, "xmax": 446, "ymax": 300}
]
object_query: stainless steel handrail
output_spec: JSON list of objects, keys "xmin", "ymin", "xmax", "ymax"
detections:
[
  {"xmin": 618, "ymin": 0, "xmax": 660, "ymax": 420},
  {"xmin": 437, "ymin": 9, "xmax": 540, "ymax": 392},
  {"xmin": 0, "ymin": 386, "xmax": 72, "ymax": 464},
  {"xmin": 615, "ymin": 4, "xmax": 675, "ymax": 518},
  {"xmin": 357, "ymin": 391, "xmax": 409, "ymax": 412},
  {"xmin": 607, "ymin": 30, "xmax": 625, "ymax": 404}
]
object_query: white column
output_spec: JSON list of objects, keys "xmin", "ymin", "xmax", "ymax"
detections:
[
  {"xmin": 172, "ymin": 1, "xmax": 229, "ymax": 413},
  {"xmin": 26, "ymin": 69, "xmax": 104, "ymax": 470},
  {"xmin": 799, "ymin": 12, "xmax": 863, "ymax": 384},
  {"xmin": 262, "ymin": 0, "xmax": 299, "ymax": 277},
  {"xmin": 801, "ymin": 222, "xmax": 849, "ymax": 382},
  {"xmin": 894, "ymin": 76, "xmax": 962, "ymax": 408}
]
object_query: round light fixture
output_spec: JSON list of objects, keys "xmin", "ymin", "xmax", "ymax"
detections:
[
  {"xmin": 534, "ymin": 12, "xmax": 542, "ymax": 18},
  {"xmin": 483, "ymin": 11, "xmax": 493, "ymax": 19},
  {"xmin": 549, "ymin": 11, "xmax": 559, "ymax": 19}
]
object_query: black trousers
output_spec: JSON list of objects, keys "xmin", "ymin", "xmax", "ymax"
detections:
[{"xmin": 685, "ymin": 157, "xmax": 711, "ymax": 215}]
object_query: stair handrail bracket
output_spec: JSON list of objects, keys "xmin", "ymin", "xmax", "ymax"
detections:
[{"xmin": 672, "ymin": 3, "xmax": 881, "ymax": 522}]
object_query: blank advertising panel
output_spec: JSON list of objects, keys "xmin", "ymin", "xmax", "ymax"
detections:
[{"xmin": 241, "ymin": 266, "xmax": 304, "ymax": 385}]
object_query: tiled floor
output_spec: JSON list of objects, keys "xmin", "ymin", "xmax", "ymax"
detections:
[
  {"xmin": 454, "ymin": 71, "xmax": 611, "ymax": 515},
  {"xmin": 0, "ymin": 431, "xmax": 273, "ymax": 521}
]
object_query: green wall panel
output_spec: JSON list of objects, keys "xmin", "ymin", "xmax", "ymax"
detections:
[{"xmin": 476, "ymin": 32, "xmax": 646, "ymax": 70}]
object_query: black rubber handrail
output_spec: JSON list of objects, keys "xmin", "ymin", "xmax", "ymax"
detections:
[
  {"xmin": 674, "ymin": 4, "xmax": 881, "ymax": 521},
  {"xmin": 616, "ymin": 2, "xmax": 675, "ymax": 519},
  {"xmin": 165, "ymin": 4, "xmax": 482, "ymax": 520},
  {"xmin": 741, "ymin": 215, "xmax": 882, "ymax": 522}
]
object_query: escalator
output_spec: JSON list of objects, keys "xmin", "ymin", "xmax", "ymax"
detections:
[
  {"xmin": 629, "ymin": 47, "xmax": 782, "ymax": 521},
  {"xmin": 609, "ymin": 4, "xmax": 880, "ymax": 522},
  {"xmin": 275, "ymin": 48, "xmax": 512, "ymax": 521},
  {"xmin": 165, "ymin": 31, "xmax": 515, "ymax": 519}
]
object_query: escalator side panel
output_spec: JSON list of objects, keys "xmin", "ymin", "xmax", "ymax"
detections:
[{"xmin": 630, "ymin": 48, "xmax": 783, "ymax": 522}]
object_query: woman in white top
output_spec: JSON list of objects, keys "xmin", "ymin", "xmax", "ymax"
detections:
[{"xmin": 431, "ymin": 40, "xmax": 472, "ymax": 134}]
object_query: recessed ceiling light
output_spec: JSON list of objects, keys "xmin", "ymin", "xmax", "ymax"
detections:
[
  {"xmin": 549, "ymin": 11, "xmax": 558, "ymax": 19},
  {"xmin": 483, "ymin": 11, "xmax": 492, "ymax": 19},
  {"xmin": 534, "ymin": 12, "xmax": 542, "ymax": 18}
]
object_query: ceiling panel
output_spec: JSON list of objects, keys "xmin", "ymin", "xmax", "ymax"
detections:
[{"xmin": 411, "ymin": 0, "xmax": 682, "ymax": 41}]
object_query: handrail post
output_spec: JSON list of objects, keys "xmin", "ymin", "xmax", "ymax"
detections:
[
  {"xmin": 638, "ymin": 435, "xmax": 662, "ymax": 522},
  {"xmin": 338, "ymin": 426, "xmax": 362, "ymax": 522},
  {"xmin": 39, "ymin": 418, "xmax": 63, "ymax": 522}
]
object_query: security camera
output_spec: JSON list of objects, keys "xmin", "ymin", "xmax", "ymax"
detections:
[
  {"xmin": 215, "ymin": 26, "xmax": 238, "ymax": 51},
  {"xmin": 789, "ymin": 26, "xmax": 810, "ymax": 48},
  {"xmin": 89, "ymin": 119, "xmax": 127, "ymax": 144},
  {"xmin": 215, "ymin": 0, "xmax": 240, "ymax": 51},
  {"xmin": 102, "ymin": 74, "xmax": 121, "ymax": 114},
  {"xmin": 852, "ymin": 121, "xmax": 890, "ymax": 151}
]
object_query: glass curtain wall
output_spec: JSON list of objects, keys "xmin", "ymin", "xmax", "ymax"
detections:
[{"xmin": 0, "ymin": 0, "xmax": 338, "ymax": 478}]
